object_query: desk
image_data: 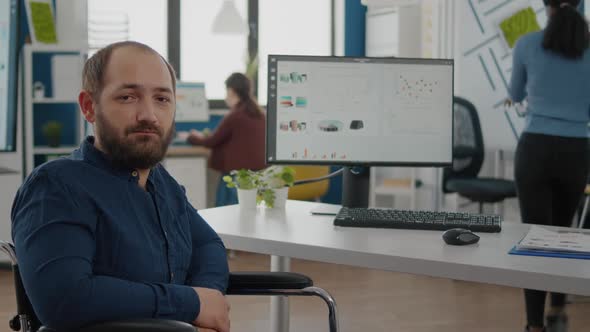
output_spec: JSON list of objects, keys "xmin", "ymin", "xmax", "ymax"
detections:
[
  {"xmin": 166, "ymin": 146, "xmax": 210, "ymax": 157},
  {"xmin": 199, "ymin": 201, "xmax": 590, "ymax": 332},
  {"xmin": 0, "ymin": 166, "xmax": 19, "ymax": 174}
]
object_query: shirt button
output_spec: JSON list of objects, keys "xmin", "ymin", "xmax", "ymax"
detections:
[{"xmin": 131, "ymin": 170, "xmax": 138, "ymax": 177}]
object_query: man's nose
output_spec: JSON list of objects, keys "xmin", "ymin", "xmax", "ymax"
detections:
[{"xmin": 137, "ymin": 98, "xmax": 158, "ymax": 123}]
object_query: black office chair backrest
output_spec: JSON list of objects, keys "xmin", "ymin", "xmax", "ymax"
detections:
[{"xmin": 442, "ymin": 97, "xmax": 485, "ymax": 193}]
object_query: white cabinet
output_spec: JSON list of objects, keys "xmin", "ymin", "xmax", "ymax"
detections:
[
  {"xmin": 0, "ymin": 173, "xmax": 20, "ymax": 262},
  {"xmin": 0, "ymin": 173, "xmax": 20, "ymax": 241},
  {"xmin": 23, "ymin": 45, "xmax": 86, "ymax": 175},
  {"xmin": 164, "ymin": 157, "xmax": 208, "ymax": 210}
]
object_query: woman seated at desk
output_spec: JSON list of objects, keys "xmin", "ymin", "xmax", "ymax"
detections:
[{"xmin": 187, "ymin": 73, "xmax": 266, "ymax": 206}]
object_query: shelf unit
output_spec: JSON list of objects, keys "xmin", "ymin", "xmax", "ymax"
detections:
[
  {"xmin": 32, "ymin": 98, "xmax": 80, "ymax": 104},
  {"xmin": 33, "ymin": 146, "xmax": 80, "ymax": 155},
  {"xmin": 23, "ymin": 45, "xmax": 87, "ymax": 175}
]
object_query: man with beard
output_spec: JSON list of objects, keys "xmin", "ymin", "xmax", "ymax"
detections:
[{"xmin": 11, "ymin": 41, "xmax": 230, "ymax": 332}]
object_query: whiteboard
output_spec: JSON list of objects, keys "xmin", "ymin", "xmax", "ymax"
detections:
[
  {"xmin": 175, "ymin": 82, "xmax": 209, "ymax": 122},
  {"xmin": 503, "ymin": 103, "xmax": 526, "ymax": 141}
]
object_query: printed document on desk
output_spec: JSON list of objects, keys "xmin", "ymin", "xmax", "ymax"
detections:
[{"xmin": 515, "ymin": 226, "xmax": 590, "ymax": 254}]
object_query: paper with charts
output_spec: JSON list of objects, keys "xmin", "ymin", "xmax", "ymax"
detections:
[{"xmin": 517, "ymin": 226, "xmax": 590, "ymax": 254}]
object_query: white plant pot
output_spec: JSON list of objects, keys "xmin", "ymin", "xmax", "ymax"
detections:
[
  {"xmin": 272, "ymin": 187, "xmax": 289, "ymax": 209},
  {"xmin": 237, "ymin": 188, "xmax": 257, "ymax": 210}
]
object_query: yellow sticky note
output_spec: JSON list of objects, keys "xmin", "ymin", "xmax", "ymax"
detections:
[
  {"xmin": 30, "ymin": 2, "xmax": 57, "ymax": 44},
  {"xmin": 499, "ymin": 7, "xmax": 541, "ymax": 49}
]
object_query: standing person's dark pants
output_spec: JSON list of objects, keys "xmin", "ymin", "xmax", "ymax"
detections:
[{"xmin": 515, "ymin": 132, "xmax": 590, "ymax": 328}]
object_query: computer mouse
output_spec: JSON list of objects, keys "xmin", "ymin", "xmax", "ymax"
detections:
[
  {"xmin": 350, "ymin": 120, "xmax": 364, "ymax": 130},
  {"xmin": 442, "ymin": 228, "xmax": 480, "ymax": 245}
]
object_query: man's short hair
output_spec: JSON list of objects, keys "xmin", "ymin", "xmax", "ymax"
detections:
[{"xmin": 82, "ymin": 41, "xmax": 177, "ymax": 100}]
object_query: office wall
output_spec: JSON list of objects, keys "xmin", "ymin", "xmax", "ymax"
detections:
[{"xmin": 454, "ymin": 0, "xmax": 548, "ymax": 150}]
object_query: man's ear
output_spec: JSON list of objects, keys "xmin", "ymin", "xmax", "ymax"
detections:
[{"xmin": 79, "ymin": 90, "xmax": 96, "ymax": 123}]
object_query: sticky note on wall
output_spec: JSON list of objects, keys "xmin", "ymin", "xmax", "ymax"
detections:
[
  {"xmin": 498, "ymin": 7, "xmax": 541, "ymax": 49},
  {"xmin": 29, "ymin": 1, "xmax": 57, "ymax": 44}
]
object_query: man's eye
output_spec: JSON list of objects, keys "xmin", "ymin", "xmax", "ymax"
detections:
[
  {"xmin": 118, "ymin": 95, "xmax": 135, "ymax": 102},
  {"xmin": 157, "ymin": 97, "xmax": 171, "ymax": 103}
]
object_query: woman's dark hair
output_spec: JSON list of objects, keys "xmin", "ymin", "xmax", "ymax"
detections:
[
  {"xmin": 542, "ymin": 0, "xmax": 589, "ymax": 58},
  {"xmin": 225, "ymin": 72, "xmax": 263, "ymax": 117}
]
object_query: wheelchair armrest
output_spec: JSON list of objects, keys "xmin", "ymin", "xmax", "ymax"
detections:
[
  {"xmin": 70, "ymin": 273, "xmax": 313, "ymax": 331},
  {"xmin": 68, "ymin": 319, "xmax": 195, "ymax": 332},
  {"xmin": 227, "ymin": 272, "xmax": 339, "ymax": 332},
  {"xmin": 227, "ymin": 272, "xmax": 313, "ymax": 294}
]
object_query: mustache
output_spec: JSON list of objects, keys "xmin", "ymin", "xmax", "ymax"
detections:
[{"xmin": 125, "ymin": 123, "xmax": 163, "ymax": 136}]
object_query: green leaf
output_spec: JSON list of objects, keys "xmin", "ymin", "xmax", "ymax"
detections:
[
  {"xmin": 222, "ymin": 175, "xmax": 235, "ymax": 188},
  {"xmin": 281, "ymin": 173, "xmax": 294, "ymax": 186},
  {"xmin": 262, "ymin": 188, "xmax": 276, "ymax": 208}
]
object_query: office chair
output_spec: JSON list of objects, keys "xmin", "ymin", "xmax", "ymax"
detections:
[
  {"xmin": 0, "ymin": 241, "xmax": 338, "ymax": 332},
  {"xmin": 442, "ymin": 97, "xmax": 517, "ymax": 213},
  {"xmin": 288, "ymin": 166, "xmax": 330, "ymax": 201}
]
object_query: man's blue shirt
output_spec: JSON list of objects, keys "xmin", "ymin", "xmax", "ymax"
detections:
[{"xmin": 11, "ymin": 136, "xmax": 229, "ymax": 330}]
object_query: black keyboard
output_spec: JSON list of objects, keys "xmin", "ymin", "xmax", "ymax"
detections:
[{"xmin": 333, "ymin": 207, "xmax": 502, "ymax": 233}]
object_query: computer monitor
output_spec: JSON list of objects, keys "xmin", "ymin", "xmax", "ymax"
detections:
[
  {"xmin": 175, "ymin": 82, "xmax": 209, "ymax": 122},
  {"xmin": 0, "ymin": 0, "xmax": 19, "ymax": 153},
  {"xmin": 266, "ymin": 55, "xmax": 454, "ymax": 207},
  {"xmin": 267, "ymin": 55, "xmax": 454, "ymax": 167}
]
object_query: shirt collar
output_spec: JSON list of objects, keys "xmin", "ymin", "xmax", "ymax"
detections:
[{"xmin": 79, "ymin": 136, "xmax": 159, "ymax": 186}]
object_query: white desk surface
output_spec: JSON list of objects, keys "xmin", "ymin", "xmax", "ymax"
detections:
[{"xmin": 199, "ymin": 200, "xmax": 590, "ymax": 296}]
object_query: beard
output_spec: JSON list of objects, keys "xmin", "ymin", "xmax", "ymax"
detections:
[{"xmin": 94, "ymin": 108, "xmax": 174, "ymax": 170}]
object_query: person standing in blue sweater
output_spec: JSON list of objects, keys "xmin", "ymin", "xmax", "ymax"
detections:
[{"xmin": 508, "ymin": 1, "xmax": 590, "ymax": 332}]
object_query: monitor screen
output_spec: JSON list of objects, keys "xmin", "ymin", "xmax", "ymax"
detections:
[
  {"xmin": 0, "ymin": 0, "xmax": 19, "ymax": 152},
  {"xmin": 266, "ymin": 55, "xmax": 454, "ymax": 167},
  {"xmin": 175, "ymin": 82, "xmax": 209, "ymax": 122}
]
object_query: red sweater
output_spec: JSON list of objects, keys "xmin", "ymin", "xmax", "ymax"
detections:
[{"xmin": 189, "ymin": 108, "xmax": 266, "ymax": 173}]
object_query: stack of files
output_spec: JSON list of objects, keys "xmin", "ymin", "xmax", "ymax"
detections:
[{"xmin": 509, "ymin": 226, "xmax": 590, "ymax": 260}]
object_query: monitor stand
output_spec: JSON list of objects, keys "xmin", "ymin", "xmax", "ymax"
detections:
[{"xmin": 341, "ymin": 166, "xmax": 370, "ymax": 208}]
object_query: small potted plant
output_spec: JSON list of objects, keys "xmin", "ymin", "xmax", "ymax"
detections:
[
  {"xmin": 223, "ymin": 166, "xmax": 296, "ymax": 209},
  {"xmin": 258, "ymin": 166, "xmax": 296, "ymax": 209},
  {"xmin": 223, "ymin": 169, "xmax": 261, "ymax": 210},
  {"xmin": 41, "ymin": 121, "xmax": 63, "ymax": 147}
]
